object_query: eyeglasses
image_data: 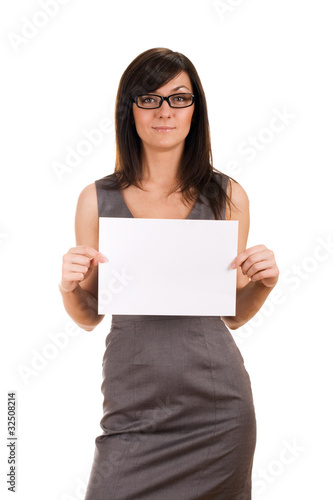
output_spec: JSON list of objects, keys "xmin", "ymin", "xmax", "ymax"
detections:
[{"xmin": 133, "ymin": 93, "xmax": 195, "ymax": 109}]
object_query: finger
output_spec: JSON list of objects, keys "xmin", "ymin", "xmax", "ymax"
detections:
[
  {"xmin": 63, "ymin": 263, "xmax": 90, "ymax": 275},
  {"xmin": 68, "ymin": 246, "xmax": 107, "ymax": 263},
  {"xmin": 63, "ymin": 254, "xmax": 92, "ymax": 267},
  {"xmin": 231, "ymin": 245, "xmax": 267, "ymax": 269},
  {"xmin": 240, "ymin": 250, "xmax": 272, "ymax": 275},
  {"xmin": 90, "ymin": 254, "xmax": 107, "ymax": 266},
  {"xmin": 63, "ymin": 271, "xmax": 86, "ymax": 283},
  {"xmin": 244, "ymin": 259, "xmax": 272, "ymax": 279},
  {"xmin": 63, "ymin": 264, "xmax": 95, "ymax": 287},
  {"xmin": 250, "ymin": 269, "xmax": 276, "ymax": 283}
]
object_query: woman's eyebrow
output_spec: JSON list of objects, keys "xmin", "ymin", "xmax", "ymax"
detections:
[{"xmin": 171, "ymin": 85, "xmax": 190, "ymax": 92}]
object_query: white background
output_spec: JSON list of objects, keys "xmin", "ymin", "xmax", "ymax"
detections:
[{"xmin": 1, "ymin": 1, "xmax": 332, "ymax": 498}]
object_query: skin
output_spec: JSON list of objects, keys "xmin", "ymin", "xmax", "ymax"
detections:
[{"xmin": 59, "ymin": 70, "xmax": 279, "ymax": 331}]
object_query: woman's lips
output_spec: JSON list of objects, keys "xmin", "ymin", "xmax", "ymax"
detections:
[{"xmin": 153, "ymin": 127, "xmax": 175, "ymax": 132}]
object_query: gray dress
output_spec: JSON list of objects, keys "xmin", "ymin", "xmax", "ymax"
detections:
[{"xmin": 84, "ymin": 171, "xmax": 256, "ymax": 500}]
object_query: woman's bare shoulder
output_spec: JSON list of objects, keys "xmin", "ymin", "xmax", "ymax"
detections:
[
  {"xmin": 226, "ymin": 178, "xmax": 249, "ymax": 220},
  {"xmin": 75, "ymin": 183, "xmax": 98, "ymax": 221},
  {"xmin": 76, "ymin": 182, "xmax": 97, "ymax": 209},
  {"xmin": 75, "ymin": 183, "xmax": 98, "ymax": 239}
]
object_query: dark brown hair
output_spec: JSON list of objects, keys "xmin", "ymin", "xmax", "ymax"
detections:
[{"xmin": 108, "ymin": 47, "xmax": 235, "ymax": 220}]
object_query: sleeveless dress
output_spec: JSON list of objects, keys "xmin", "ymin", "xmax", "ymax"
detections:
[{"xmin": 84, "ymin": 171, "xmax": 257, "ymax": 500}]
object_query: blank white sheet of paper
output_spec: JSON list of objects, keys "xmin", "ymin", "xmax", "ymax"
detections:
[{"xmin": 98, "ymin": 217, "xmax": 238, "ymax": 316}]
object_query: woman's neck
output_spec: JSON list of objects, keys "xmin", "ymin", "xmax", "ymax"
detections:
[{"xmin": 140, "ymin": 144, "xmax": 184, "ymax": 190}]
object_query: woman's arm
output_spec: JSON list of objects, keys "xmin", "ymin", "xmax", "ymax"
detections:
[
  {"xmin": 221, "ymin": 179, "xmax": 279, "ymax": 330},
  {"xmin": 59, "ymin": 183, "xmax": 107, "ymax": 332}
]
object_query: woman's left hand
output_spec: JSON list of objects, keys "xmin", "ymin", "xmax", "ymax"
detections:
[{"xmin": 231, "ymin": 244, "xmax": 279, "ymax": 288}]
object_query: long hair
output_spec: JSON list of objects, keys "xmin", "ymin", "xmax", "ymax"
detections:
[{"xmin": 107, "ymin": 47, "xmax": 235, "ymax": 220}]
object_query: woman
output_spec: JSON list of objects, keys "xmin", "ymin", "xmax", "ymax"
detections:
[{"xmin": 59, "ymin": 48, "xmax": 279, "ymax": 500}]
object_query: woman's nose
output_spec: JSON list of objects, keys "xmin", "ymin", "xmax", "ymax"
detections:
[{"xmin": 158, "ymin": 99, "xmax": 172, "ymax": 116}]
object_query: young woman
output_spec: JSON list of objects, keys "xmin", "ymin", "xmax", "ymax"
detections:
[{"xmin": 59, "ymin": 48, "xmax": 279, "ymax": 500}]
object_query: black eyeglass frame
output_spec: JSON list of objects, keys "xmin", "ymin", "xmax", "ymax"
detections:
[{"xmin": 133, "ymin": 93, "xmax": 195, "ymax": 109}]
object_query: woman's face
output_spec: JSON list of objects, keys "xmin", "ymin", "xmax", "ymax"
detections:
[{"xmin": 132, "ymin": 71, "xmax": 195, "ymax": 154}]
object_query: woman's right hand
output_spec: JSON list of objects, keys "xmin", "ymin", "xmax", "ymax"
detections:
[{"xmin": 60, "ymin": 245, "xmax": 107, "ymax": 293}]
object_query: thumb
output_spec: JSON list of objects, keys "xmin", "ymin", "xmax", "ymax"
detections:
[{"xmin": 91, "ymin": 252, "xmax": 108, "ymax": 266}]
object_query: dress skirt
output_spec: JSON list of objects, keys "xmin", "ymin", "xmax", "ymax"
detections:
[{"xmin": 84, "ymin": 314, "xmax": 256, "ymax": 500}]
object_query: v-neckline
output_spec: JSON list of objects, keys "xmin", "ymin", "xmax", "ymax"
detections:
[{"xmin": 117, "ymin": 186, "xmax": 199, "ymax": 220}]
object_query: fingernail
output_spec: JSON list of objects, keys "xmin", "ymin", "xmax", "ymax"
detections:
[
  {"xmin": 100, "ymin": 254, "xmax": 108, "ymax": 263},
  {"xmin": 231, "ymin": 262, "xmax": 236, "ymax": 269}
]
